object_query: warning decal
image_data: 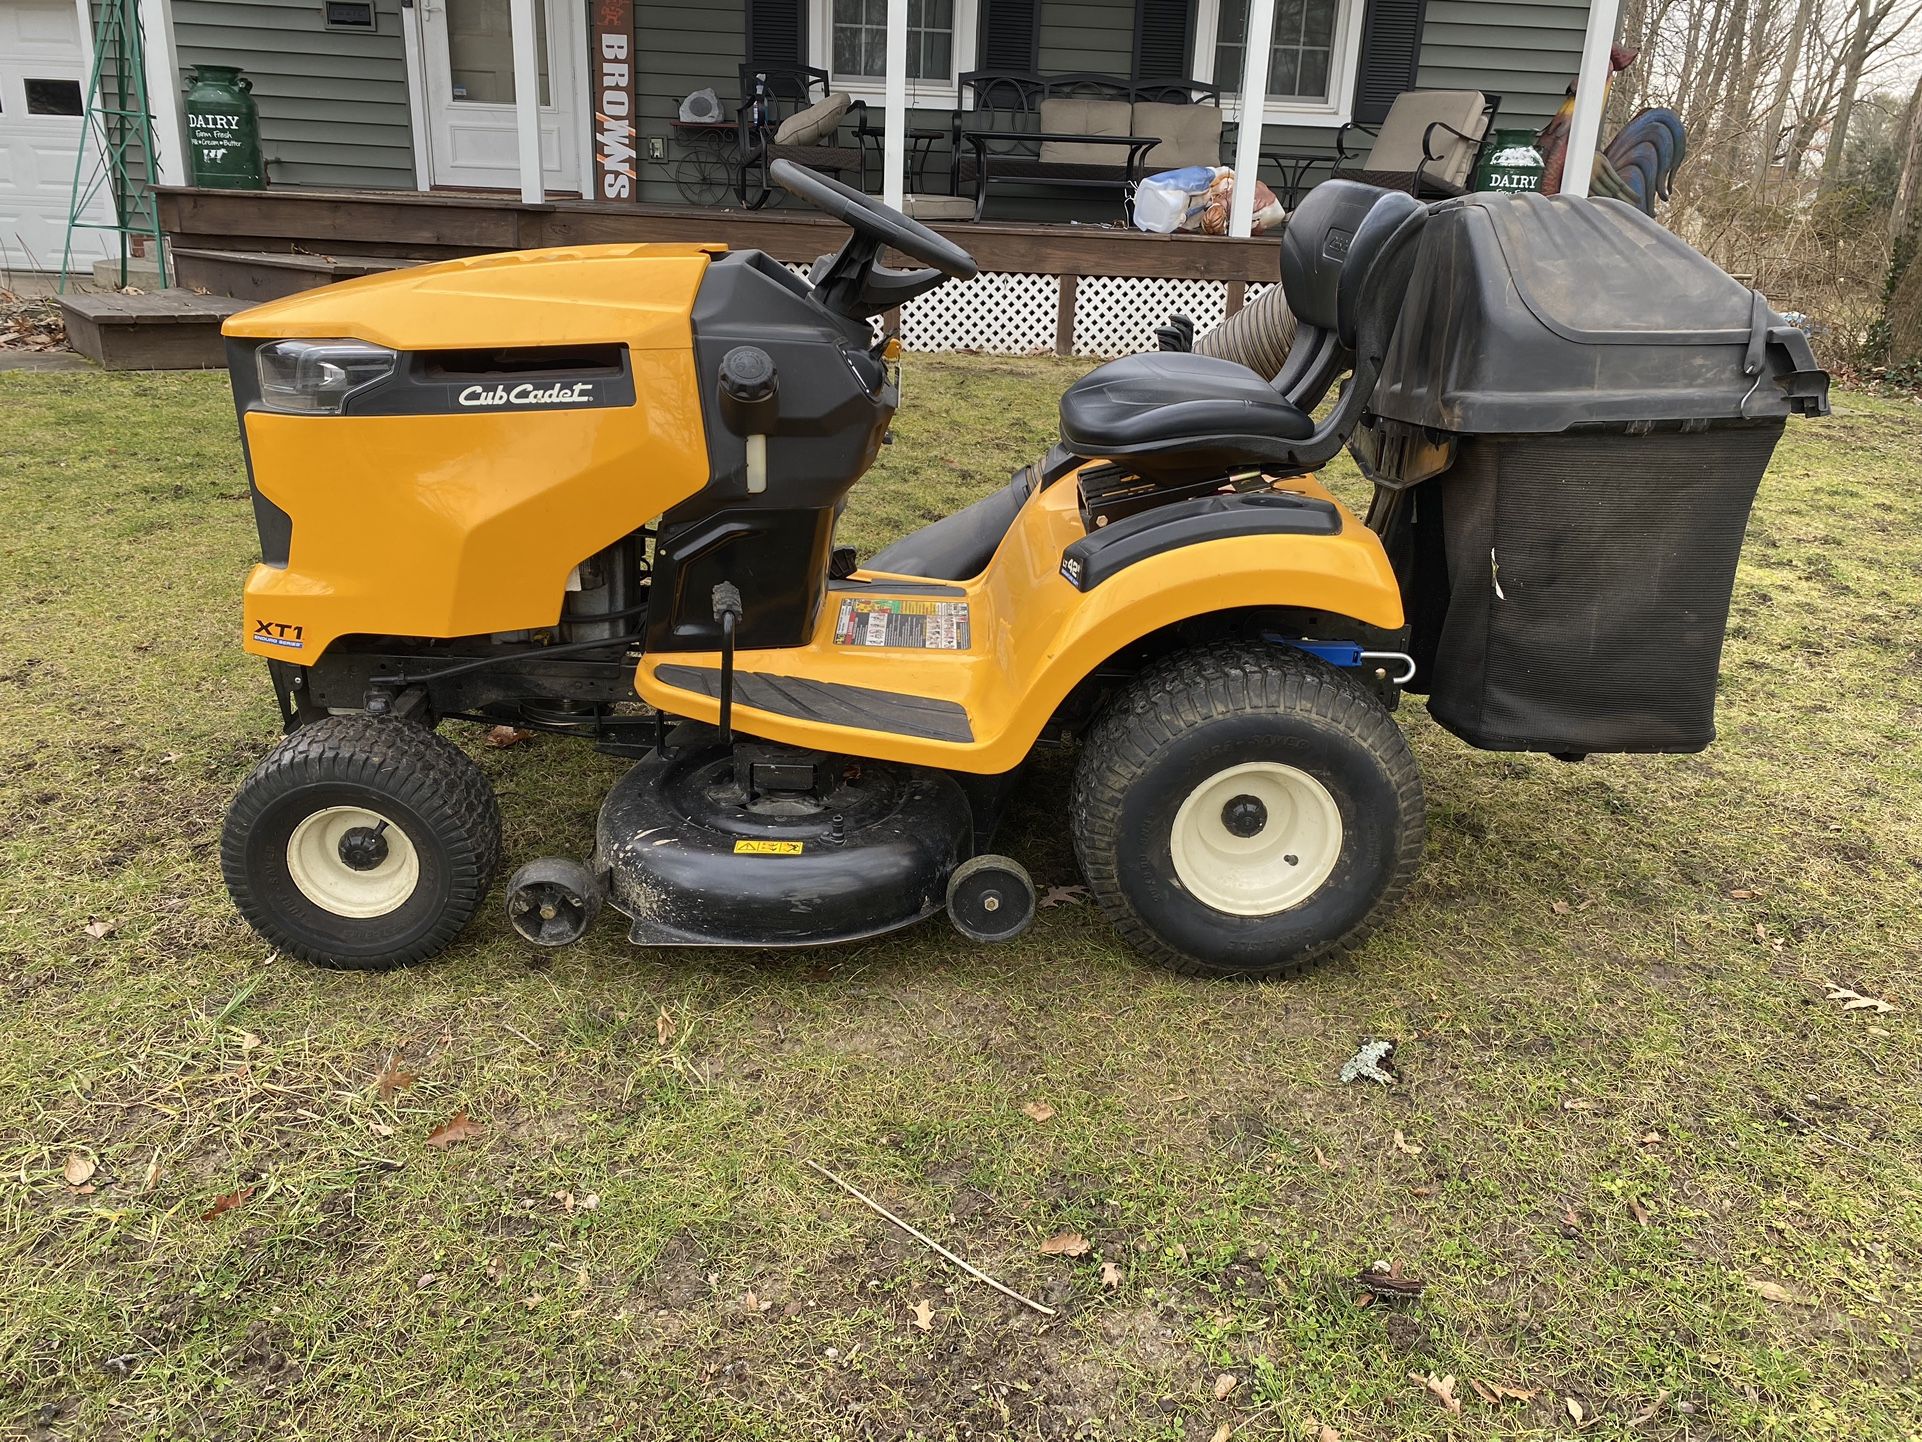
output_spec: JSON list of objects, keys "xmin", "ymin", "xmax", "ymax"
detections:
[
  {"xmin": 734, "ymin": 839, "xmax": 804, "ymax": 855},
  {"xmin": 833, "ymin": 597, "xmax": 971, "ymax": 650}
]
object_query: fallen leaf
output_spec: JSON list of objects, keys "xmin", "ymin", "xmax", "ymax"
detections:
[
  {"xmin": 484, "ymin": 724, "xmax": 535, "ymax": 747},
  {"xmin": 1629, "ymin": 1197, "xmax": 1652, "ymax": 1227},
  {"xmin": 1313, "ymin": 1145, "xmax": 1339, "ymax": 1172},
  {"xmin": 83, "ymin": 918, "xmax": 115, "ymax": 940},
  {"xmin": 63, "ymin": 1153, "xmax": 96, "ymax": 1187},
  {"xmin": 1639, "ymin": 1130, "xmax": 1663, "ymax": 1146},
  {"xmin": 1101, "ymin": 1259, "xmax": 1122, "ymax": 1289},
  {"xmin": 910, "ymin": 1298, "xmax": 933, "ymax": 1331},
  {"xmin": 520, "ymin": 1293, "xmax": 544, "ymax": 1309},
  {"xmin": 1021, "ymin": 1100, "xmax": 1056, "ymax": 1122},
  {"xmin": 1410, "ymin": 1184, "xmax": 1435, "ymax": 1198},
  {"xmin": 656, "ymin": 1006, "xmax": 674, "ymax": 1047},
  {"xmin": 142, "ymin": 1155, "xmax": 160, "ymax": 1191},
  {"xmin": 417, "ymin": 1272, "xmax": 442, "ymax": 1290},
  {"xmin": 1318, "ymin": 1429, "xmax": 1340, "ymax": 1442},
  {"xmin": 1212, "ymin": 1372, "xmax": 1238, "ymax": 1399},
  {"xmin": 1748, "ymin": 1277, "xmax": 1807, "ymax": 1305},
  {"xmin": 425, "ymin": 1109, "xmax": 483, "ymax": 1149},
  {"xmin": 200, "ymin": 1184, "xmax": 256, "ymax": 1221},
  {"xmin": 1392, "ymin": 1129, "xmax": 1422, "ymax": 1156},
  {"xmin": 739, "ymin": 1290, "xmax": 772, "ymax": 1314},
  {"xmin": 1357, "ymin": 1260, "xmax": 1426, "ymax": 1299},
  {"xmin": 1825, "ymin": 986, "xmax": 1896, "ymax": 1014},
  {"xmin": 1040, "ymin": 1231, "xmax": 1090, "ymax": 1257},
  {"xmin": 1561, "ymin": 1097, "xmax": 1595, "ymax": 1112},
  {"xmin": 1729, "ymin": 888, "xmax": 1756, "ymax": 899},
  {"xmin": 1039, "ymin": 884, "xmax": 1089, "ymax": 908},
  {"xmin": 1210, "ymin": 1426, "xmax": 1231, "ymax": 1442},
  {"xmin": 374, "ymin": 1056, "xmax": 415, "ymax": 1098},
  {"xmin": 1487, "ymin": 1381, "xmax": 1538, "ymax": 1402},
  {"xmin": 1561, "ymin": 1205, "xmax": 1583, "ymax": 1235},
  {"xmin": 1470, "ymin": 1379, "xmax": 1498, "ymax": 1404},
  {"xmin": 239, "ymin": 1032, "xmax": 262, "ymax": 1052},
  {"xmin": 1551, "ymin": 899, "xmax": 1571, "ymax": 915},
  {"xmin": 1629, "ymin": 1388, "xmax": 1672, "ymax": 1427},
  {"xmin": 580, "ymin": 1193, "xmax": 600, "ymax": 1210},
  {"xmin": 552, "ymin": 1190, "xmax": 576, "ymax": 1213},
  {"xmin": 370, "ymin": 1121, "xmax": 395, "ymax": 1138},
  {"xmin": 1567, "ymin": 1397, "xmax": 1586, "ymax": 1424},
  {"xmin": 1410, "ymin": 1371, "xmax": 1460, "ymax": 1415}
]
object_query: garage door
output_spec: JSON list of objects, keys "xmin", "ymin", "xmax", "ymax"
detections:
[{"xmin": 0, "ymin": 0, "xmax": 119, "ymax": 276}]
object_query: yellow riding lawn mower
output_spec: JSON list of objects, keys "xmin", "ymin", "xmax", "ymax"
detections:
[{"xmin": 217, "ymin": 163, "xmax": 1827, "ymax": 977}]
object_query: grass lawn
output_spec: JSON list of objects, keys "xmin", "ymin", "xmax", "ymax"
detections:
[{"xmin": 1, "ymin": 356, "xmax": 1919, "ymax": 1442}]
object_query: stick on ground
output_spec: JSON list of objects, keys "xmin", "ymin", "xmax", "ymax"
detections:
[{"xmin": 805, "ymin": 1159, "xmax": 1058, "ymax": 1317}]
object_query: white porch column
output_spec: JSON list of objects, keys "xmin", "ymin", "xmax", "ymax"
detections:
[
  {"xmin": 882, "ymin": 0, "xmax": 909, "ymax": 208},
  {"xmin": 1558, "ymin": 0, "xmax": 1622, "ymax": 199},
  {"xmin": 134, "ymin": 0, "xmax": 187, "ymax": 187},
  {"xmin": 1227, "ymin": 0, "xmax": 1278, "ymax": 237},
  {"xmin": 510, "ymin": 0, "xmax": 545, "ymax": 204}
]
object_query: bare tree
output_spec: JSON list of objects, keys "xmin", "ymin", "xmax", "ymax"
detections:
[{"xmin": 1755, "ymin": 0, "xmax": 1816, "ymax": 179}]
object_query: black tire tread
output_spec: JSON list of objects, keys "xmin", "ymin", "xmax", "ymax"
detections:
[
  {"xmin": 221, "ymin": 716, "xmax": 503, "ymax": 969},
  {"xmin": 1070, "ymin": 641, "xmax": 1424, "ymax": 979}
]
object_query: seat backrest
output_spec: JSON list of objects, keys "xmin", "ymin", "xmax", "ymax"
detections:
[
  {"xmin": 1279, "ymin": 179, "xmax": 1425, "ymax": 348},
  {"xmin": 1367, "ymin": 90, "xmax": 1489, "ymax": 182},
  {"xmin": 739, "ymin": 63, "xmax": 832, "ymax": 122}
]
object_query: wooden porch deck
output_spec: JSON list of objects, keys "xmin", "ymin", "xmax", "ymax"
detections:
[{"xmin": 155, "ymin": 186, "xmax": 1280, "ymax": 296}]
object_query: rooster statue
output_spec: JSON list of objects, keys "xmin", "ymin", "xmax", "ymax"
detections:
[{"xmin": 1535, "ymin": 44, "xmax": 1686, "ymax": 214}]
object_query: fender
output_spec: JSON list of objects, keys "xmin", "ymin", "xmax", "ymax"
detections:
[{"xmin": 636, "ymin": 471, "xmax": 1404, "ymax": 773}]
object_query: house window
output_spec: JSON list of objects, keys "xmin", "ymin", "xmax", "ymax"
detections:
[
  {"xmin": 833, "ymin": 0, "xmax": 951, "ymax": 81},
  {"xmin": 1193, "ymin": 0, "xmax": 1363, "ymax": 126},
  {"xmin": 809, "ymin": 0, "xmax": 977, "ymax": 103}
]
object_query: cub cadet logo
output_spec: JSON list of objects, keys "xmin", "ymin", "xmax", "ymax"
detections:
[
  {"xmin": 456, "ymin": 381, "xmax": 595, "ymax": 408},
  {"xmin": 253, "ymin": 619, "xmax": 304, "ymax": 650},
  {"xmin": 1060, "ymin": 556, "xmax": 1084, "ymax": 588}
]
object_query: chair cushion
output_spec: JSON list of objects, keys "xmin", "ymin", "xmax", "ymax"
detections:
[
  {"xmin": 1038, "ymin": 97, "xmax": 1134, "ymax": 166},
  {"xmin": 773, "ymin": 90, "xmax": 850, "ymax": 147},
  {"xmin": 1059, "ymin": 352, "xmax": 1313, "ymax": 461},
  {"xmin": 1365, "ymin": 90, "xmax": 1486, "ymax": 185},
  {"xmin": 1135, "ymin": 101, "xmax": 1222, "ymax": 170}
]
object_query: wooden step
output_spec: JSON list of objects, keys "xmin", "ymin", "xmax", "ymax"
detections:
[
  {"xmin": 57, "ymin": 289, "xmax": 250, "ymax": 371},
  {"xmin": 170, "ymin": 247, "xmax": 414, "ymax": 303}
]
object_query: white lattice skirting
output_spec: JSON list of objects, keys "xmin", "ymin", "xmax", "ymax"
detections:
[{"xmin": 784, "ymin": 263, "xmax": 1264, "ymax": 358}]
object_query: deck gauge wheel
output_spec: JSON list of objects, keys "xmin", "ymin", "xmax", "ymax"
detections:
[
  {"xmin": 946, "ymin": 854, "xmax": 1037, "ymax": 944},
  {"xmin": 505, "ymin": 858, "xmax": 604, "ymax": 947}
]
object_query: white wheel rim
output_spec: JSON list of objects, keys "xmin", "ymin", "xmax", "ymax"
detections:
[
  {"xmin": 285, "ymin": 805, "xmax": 421, "ymax": 919},
  {"xmin": 1169, "ymin": 761, "xmax": 1344, "ymax": 917}
]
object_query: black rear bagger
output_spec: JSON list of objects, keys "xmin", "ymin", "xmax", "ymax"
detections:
[{"xmin": 1355, "ymin": 192, "xmax": 1829, "ymax": 755}]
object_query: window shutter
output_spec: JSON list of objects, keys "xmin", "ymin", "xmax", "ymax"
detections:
[
  {"xmin": 1351, "ymin": 0, "xmax": 1429, "ymax": 125},
  {"xmin": 747, "ymin": 0, "xmax": 806, "ymax": 66},
  {"xmin": 980, "ymin": 0, "xmax": 1040, "ymax": 71},
  {"xmin": 1133, "ymin": 0, "xmax": 1195, "ymax": 81}
]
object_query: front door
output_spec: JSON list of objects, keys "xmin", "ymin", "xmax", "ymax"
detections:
[{"xmin": 418, "ymin": 0, "xmax": 582, "ymax": 193}]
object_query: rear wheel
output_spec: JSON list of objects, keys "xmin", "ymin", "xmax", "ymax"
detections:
[
  {"xmin": 221, "ymin": 716, "xmax": 502, "ymax": 969},
  {"xmin": 1070, "ymin": 643, "xmax": 1424, "ymax": 979}
]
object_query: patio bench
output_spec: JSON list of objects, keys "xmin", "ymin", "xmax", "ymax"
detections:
[{"xmin": 947, "ymin": 72, "xmax": 1228, "ymax": 220}]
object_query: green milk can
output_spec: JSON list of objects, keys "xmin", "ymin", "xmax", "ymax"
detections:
[
  {"xmin": 185, "ymin": 65, "xmax": 266, "ymax": 189},
  {"xmin": 1474, "ymin": 129, "xmax": 1545, "ymax": 194}
]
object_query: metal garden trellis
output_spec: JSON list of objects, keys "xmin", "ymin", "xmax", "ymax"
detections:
[{"xmin": 62, "ymin": 0, "xmax": 170, "ymax": 290}]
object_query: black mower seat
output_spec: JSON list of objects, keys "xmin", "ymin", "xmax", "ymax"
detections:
[{"xmin": 1058, "ymin": 352, "xmax": 1314, "ymax": 467}]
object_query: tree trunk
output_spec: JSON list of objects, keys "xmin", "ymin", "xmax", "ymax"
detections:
[
  {"xmin": 1755, "ymin": 0, "xmax": 1816, "ymax": 181},
  {"xmin": 1895, "ymin": 72, "xmax": 1922, "ymax": 238},
  {"xmin": 1821, "ymin": 0, "xmax": 1877, "ymax": 189}
]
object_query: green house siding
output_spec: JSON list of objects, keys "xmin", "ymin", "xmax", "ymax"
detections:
[
  {"xmin": 1038, "ymin": 0, "xmax": 1135, "ymax": 74},
  {"xmin": 636, "ymin": 2, "xmax": 749, "ymax": 203},
  {"xmin": 1418, "ymin": 0, "xmax": 1586, "ymax": 130},
  {"xmin": 172, "ymin": 0, "xmax": 415, "ymax": 189}
]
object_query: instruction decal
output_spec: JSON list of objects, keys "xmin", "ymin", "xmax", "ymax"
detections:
[
  {"xmin": 734, "ymin": 839, "xmax": 804, "ymax": 855},
  {"xmin": 833, "ymin": 597, "xmax": 971, "ymax": 650}
]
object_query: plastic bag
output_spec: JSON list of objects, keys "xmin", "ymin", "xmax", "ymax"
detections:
[{"xmin": 1132, "ymin": 166, "xmax": 1219, "ymax": 233}]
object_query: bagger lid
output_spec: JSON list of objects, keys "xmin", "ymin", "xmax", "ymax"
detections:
[{"xmin": 1369, "ymin": 192, "xmax": 1829, "ymax": 434}]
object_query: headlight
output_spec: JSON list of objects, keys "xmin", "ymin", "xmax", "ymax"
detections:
[{"xmin": 256, "ymin": 339, "xmax": 396, "ymax": 414}]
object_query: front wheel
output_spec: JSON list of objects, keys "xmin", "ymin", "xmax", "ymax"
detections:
[
  {"xmin": 1071, "ymin": 643, "xmax": 1424, "ymax": 979},
  {"xmin": 221, "ymin": 716, "xmax": 502, "ymax": 969}
]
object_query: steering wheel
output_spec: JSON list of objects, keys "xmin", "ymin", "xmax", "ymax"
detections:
[{"xmin": 772, "ymin": 159, "xmax": 979, "ymax": 283}]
